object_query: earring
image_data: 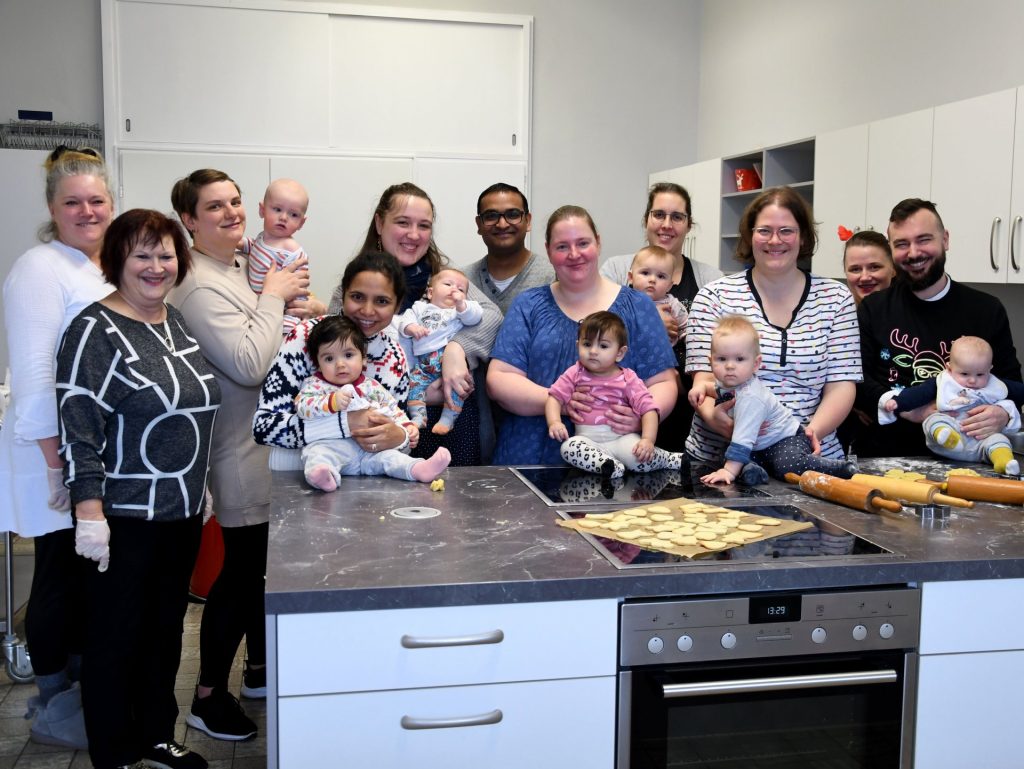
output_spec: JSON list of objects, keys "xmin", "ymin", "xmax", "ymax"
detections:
[{"xmin": 376, "ymin": 237, "xmax": 382, "ymax": 251}]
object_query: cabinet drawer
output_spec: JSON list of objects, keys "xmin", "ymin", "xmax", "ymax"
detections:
[
  {"xmin": 920, "ymin": 579, "xmax": 1024, "ymax": 653},
  {"xmin": 278, "ymin": 675, "xmax": 616, "ymax": 768},
  {"xmin": 276, "ymin": 599, "xmax": 617, "ymax": 695}
]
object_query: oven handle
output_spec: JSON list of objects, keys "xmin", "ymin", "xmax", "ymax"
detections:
[{"xmin": 662, "ymin": 668, "xmax": 898, "ymax": 698}]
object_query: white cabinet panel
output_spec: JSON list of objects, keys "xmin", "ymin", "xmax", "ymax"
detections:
[
  {"xmin": 114, "ymin": 3, "xmax": 330, "ymax": 147},
  {"xmin": 915, "ymin": 651, "xmax": 1024, "ymax": 769},
  {"xmin": 414, "ymin": 158, "xmax": 527, "ymax": 267},
  {"xmin": 329, "ymin": 16, "xmax": 526, "ymax": 156},
  {"xmin": 813, "ymin": 124, "xmax": 869, "ymax": 280},
  {"xmin": 268, "ymin": 156, "xmax": 415, "ymax": 305},
  {"xmin": 277, "ymin": 599, "xmax": 616, "ymax": 696},
  {"xmin": 279, "ymin": 676, "xmax": 615, "ymax": 769},
  {"xmin": 663, "ymin": 159, "xmax": 720, "ymax": 269},
  {"xmin": 117, "ymin": 151, "xmax": 270, "ymax": 227},
  {"xmin": 931, "ymin": 89, "xmax": 1016, "ymax": 283},
  {"xmin": 865, "ymin": 109, "xmax": 933, "ymax": 233},
  {"xmin": 920, "ymin": 578, "xmax": 1024, "ymax": 654},
  {"xmin": 1009, "ymin": 86, "xmax": 1024, "ymax": 284}
]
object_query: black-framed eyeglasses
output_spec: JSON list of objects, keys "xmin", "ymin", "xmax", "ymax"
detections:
[
  {"xmin": 649, "ymin": 209, "xmax": 689, "ymax": 224},
  {"xmin": 479, "ymin": 208, "xmax": 525, "ymax": 225}
]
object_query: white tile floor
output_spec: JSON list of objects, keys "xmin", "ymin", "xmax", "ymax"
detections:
[{"xmin": 0, "ymin": 602, "xmax": 267, "ymax": 769}]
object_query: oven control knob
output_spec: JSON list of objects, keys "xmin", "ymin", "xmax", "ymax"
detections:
[
  {"xmin": 811, "ymin": 627, "xmax": 827, "ymax": 644},
  {"xmin": 720, "ymin": 632, "xmax": 737, "ymax": 650},
  {"xmin": 677, "ymin": 635, "xmax": 693, "ymax": 653},
  {"xmin": 647, "ymin": 636, "xmax": 664, "ymax": 654},
  {"xmin": 879, "ymin": 622, "xmax": 895, "ymax": 640},
  {"xmin": 852, "ymin": 624, "xmax": 868, "ymax": 641}
]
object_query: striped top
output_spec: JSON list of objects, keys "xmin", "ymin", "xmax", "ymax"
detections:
[{"xmin": 684, "ymin": 270, "xmax": 861, "ymax": 461}]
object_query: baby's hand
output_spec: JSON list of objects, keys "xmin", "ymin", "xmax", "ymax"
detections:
[
  {"xmin": 548, "ymin": 422, "xmax": 569, "ymax": 441},
  {"xmin": 688, "ymin": 385, "xmax": 706, "ymax": 408},
  {"xmin": 701, "ymin": 468, "xmax": 735, "ymax": 485},
  {"xmin": 331, "ymin": 390, "xmax": 353, "ymax": 411},
  {"xmin": 884, "ymin": 399, "xmax": 898, "ymax": 413},
  {"xmin": 453, "ymin": 290, "xmax": 467, "ymax": 312},
  {"xmin": 633, "ymin": 438, "xmax": 655, "ymax": 463},
  {"xmin": 407, "ymin": 323, "xmax": 430, "ymax": 340}
]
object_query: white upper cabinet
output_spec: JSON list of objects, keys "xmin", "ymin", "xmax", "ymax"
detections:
[
  {"xmin": 932, "ymin": 89, "xmax": 1016, "ymax": 283},
  {"xmin": 112, "ymin": 2, "xmax": 331, "ymax": 148},
  {"xmin": 813, "ymin": 124, "xmax": 869, "ymax": 281},
  {"xmin": 865, "ymin": 109, "xmax": 933, "ymax": 234},
  {"xmin": 1007, "ymin": 89, "xmax": 1024, "ymax": 284},
  {"xmin": 649, "ymin": 159, "xmax": 721, "ymax": 269}
]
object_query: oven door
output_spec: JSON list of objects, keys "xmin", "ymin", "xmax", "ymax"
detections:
[{"xmin": 618, "ymin": 651, "xmax": 917, "ymax": 769}]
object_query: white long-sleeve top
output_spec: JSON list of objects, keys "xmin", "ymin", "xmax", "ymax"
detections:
[
  {"xmin": 396, "ymin": 299, "xmax": 483, "ymax": 357},
  {"xmin": 0, "ymin": 241, "xmax": 110, "ymax": 536}
]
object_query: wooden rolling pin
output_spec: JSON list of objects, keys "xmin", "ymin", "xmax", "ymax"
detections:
[
  {"xmin": 942, "ymin": 474, "xmax": 1024, "ymax": 505},
  {"xmin": 851, "ymin": 473, "xmax": 974, "ymax": 508},
  {"xmin": 785, "ymin": 471, "xmax": 903, "ymax": 514}
]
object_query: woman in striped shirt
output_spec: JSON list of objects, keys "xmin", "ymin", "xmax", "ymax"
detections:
[{"xmin": 684, "ymin": 187, "xmax": 861, "ymax": 468}]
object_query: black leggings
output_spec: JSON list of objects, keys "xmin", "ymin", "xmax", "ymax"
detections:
[
  {"xmin": 25, "ymin": 528, "xmax": 88, "ymax": 677},
  {"xmin": 197, "ymin": 522, "xmax": 268, "ymax": 690}
]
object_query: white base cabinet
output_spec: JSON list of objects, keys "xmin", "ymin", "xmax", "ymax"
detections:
[
  {"xmin": 272, "ymin": 599, "xmax": 618, "ymax": 768},
  {"xmin": 916, "ymin": 579, "xmax": 1024, "ymax": 768}
]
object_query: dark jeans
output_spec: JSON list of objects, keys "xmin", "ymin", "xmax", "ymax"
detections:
[
  {"xmin": 82, "ymin": 515, "xmax": 202, "ymax": 769},
  {"xmin": 197, "ymin": 521, "xmax": 268, "ymax": 690},
  {"xmin": 25, "ymin": 527, "xmax": 88, "ymax": 676}
]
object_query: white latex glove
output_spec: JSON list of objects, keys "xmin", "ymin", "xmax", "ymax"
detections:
[
  {"xmin": 45, "ymin": 467, "xmax": 71, "ymax": 512},
  {"xmin": 75, "ymin": 519, "xmax": 110, "ymax": 572}
]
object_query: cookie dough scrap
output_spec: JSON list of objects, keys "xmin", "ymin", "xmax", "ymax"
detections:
[
  {"xmin": 946, "ymin": 468, "xmax": 981, "ymax": 477},
  {"xmin": 884, "ymin": 468, "xmax": 926, "ymax": 481}
]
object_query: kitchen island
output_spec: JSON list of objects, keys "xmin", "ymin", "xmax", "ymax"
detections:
[{"xmin": 265, "ymin": 458, "xmax": 1024, "ymax": 768}]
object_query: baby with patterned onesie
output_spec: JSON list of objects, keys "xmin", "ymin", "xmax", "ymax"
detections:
[
  {"xmin": 880, "ymin": 335, "xmax": 1022, "ymax": 476},
  {"xmin": 296, "ymin": 316, "xmax": 450, "ymax": 490},
  {"xmin": 396, "ymin": 268, "xmax": 482, "ymax": 435}
]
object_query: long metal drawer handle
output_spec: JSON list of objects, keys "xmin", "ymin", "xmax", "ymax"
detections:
[
  {"xmin": 400, "ymin": 629, "xmax": 504, "ymax": 648},
  {"xmin": 1012, "ymin": 215, "xmax": 1022, "ymax": 272},
  {"xmin": 400, "ymin": 709, "xmax": 503, "ymax": 730},
  {"xmin": 662, "ymin": 669, "xmax": 897, "ymax": 699},
  {"xmin": 991, "ymin": 216, "xmax": 1002, "ymax": 270}
]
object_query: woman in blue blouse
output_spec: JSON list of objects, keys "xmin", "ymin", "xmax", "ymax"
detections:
[{"xmin": 488, "ymin": 205, "xmax": 678, "ymax": 465}]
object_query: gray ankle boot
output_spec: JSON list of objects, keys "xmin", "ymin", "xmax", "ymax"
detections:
[{"xmin": 29, "ymin": 682, "xmax": 88, "ymax": 750}]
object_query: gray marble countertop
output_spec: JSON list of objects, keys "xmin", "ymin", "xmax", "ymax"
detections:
[{"xmin": 265, "ymin": 457, "xmax": 1024, "ymax": 614}]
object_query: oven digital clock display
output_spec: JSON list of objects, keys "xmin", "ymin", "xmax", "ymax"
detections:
[{"xmin": 748, "ymin": 594, "xmax": 802, "ymax": 624}]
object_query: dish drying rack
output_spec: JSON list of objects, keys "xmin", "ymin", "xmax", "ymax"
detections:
[{"xmin": 0, "ymin": 120, "xmax": 103, "ymax": 152}]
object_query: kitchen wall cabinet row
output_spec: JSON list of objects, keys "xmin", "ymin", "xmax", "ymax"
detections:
[{"xmin": 654, "ymin": 85, "xmax": 1024, "ymax": 285}]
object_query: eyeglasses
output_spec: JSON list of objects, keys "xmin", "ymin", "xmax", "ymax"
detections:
[
  {"xmin": 649, "ymin": 210, "xmax": 689, "ymax": 224},
  {"xmin": 479, "ymin": 208, "xmax": 525, "ymax": 225},
  {"xmin": 752, "ymin": 226, "xmax": 799, "ymax": 242}
]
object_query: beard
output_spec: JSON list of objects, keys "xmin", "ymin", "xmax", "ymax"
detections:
[{"xmin": 896, "ymin": 248, "xmax": 946, "ymax": 291}]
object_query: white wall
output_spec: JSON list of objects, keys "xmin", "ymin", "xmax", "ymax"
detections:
[{"xmin": 697, "ymin": 0, "xmax": 1024, "ymax": 160}]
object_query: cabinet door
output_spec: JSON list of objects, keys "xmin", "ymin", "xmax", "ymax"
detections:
[
  {"xmin": 681, "ymin": 159, "xmax": 722, "ymax": 269},
  {"xmin": 931, "ymin": 89, "xmax": 1016, "ymax": 283},
  {"xmin": 113, "ymin": 2, "xmax": 330, "ymax": 148},
  {"xmin": 117, "ymin": 151, "xmax": 271, "ymax": 227},
  {"xmin": 279, "ymin": 676, "xmax": 616, "ymax": 769},
  {"xmin": 916, "ymin": 651, "xmax": 1024, "ymax": 769},
  {"xmin": 865, "ymin": 109, "xmax": 933, "ymax": 233},
  {"xmin": 1009, "ymin": 87, "xmax": 1024, "ymax": 284},
  {"xmin": 813, "ymin": 125, "xmax": 869, "ymax": 280},
  {"xmin": 920, "ymin": 579, "xmax": 1024, "ymax": 654},
  {"xmin": 268, "ymin": 156, "xmax": 415, "ymax": 303}
]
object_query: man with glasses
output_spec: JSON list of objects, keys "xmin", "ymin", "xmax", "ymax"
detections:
[
  {"xmin": 466, "ymin": 183, "xmax": 553, "ymax": 314},
  {"xmin": 854, "ymin": 198, "xmax": 1023, "ymax": 457}
]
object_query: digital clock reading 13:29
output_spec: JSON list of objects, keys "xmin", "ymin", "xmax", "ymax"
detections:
[{"xmin": 748, "ymin": 594, "xmax": 802, "ymax": 624}]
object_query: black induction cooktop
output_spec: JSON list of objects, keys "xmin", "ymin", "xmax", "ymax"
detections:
[{"xmin": 510, "ymin": 465, "xmax": 771, "ymax": 508}]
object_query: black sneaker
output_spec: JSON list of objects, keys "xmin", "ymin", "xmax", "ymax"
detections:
[
  {"xmin": 240, "ymin": 662, "xmax": 267, "ymax": 699},
  {"xmin": 143, "ymin": 740, "xmax": 207, "ymax": 769},
  {"xmin": 185, "ymin": 690, "xmax": 257, "ymax": 741}
]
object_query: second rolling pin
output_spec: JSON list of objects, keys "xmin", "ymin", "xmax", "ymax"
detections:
[
  {"xmin": 850, "ymin": 473, "xmax": 974, "ymax": 508},
  {"xmin": 785, "ymin": 471, "xmax": 903, "ymax": 513},
  {"xmin": 941, "ymin": 474, "xmax": 1024, "ymax": 505}
]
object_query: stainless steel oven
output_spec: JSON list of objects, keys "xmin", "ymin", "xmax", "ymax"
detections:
[{"xmin": 618, "ymin": 587, "xmax": 920, "ymax": 768}]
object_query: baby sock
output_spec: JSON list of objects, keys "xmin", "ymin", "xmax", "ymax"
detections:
[
  {"xmin": 411, "ymin": 448, "xmax": 452, "ymax": 482},
  {"xmin": 406, "ymin": 400, "xmax": 428, "ymax": 429},
  {"xmin": 305, "ymin": 464, "xmax": 338, "ymax": 492},
  {"xmin": 431, "ymin": 406, "xmax": 461, "ymax": 436},
  {"xmin": 989, "ymin": 446, "xmax": 1018, "ymax": 475},
  {"xmin": 932, "ymin": 424, "xmax": 961, "ymax": 449}
]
